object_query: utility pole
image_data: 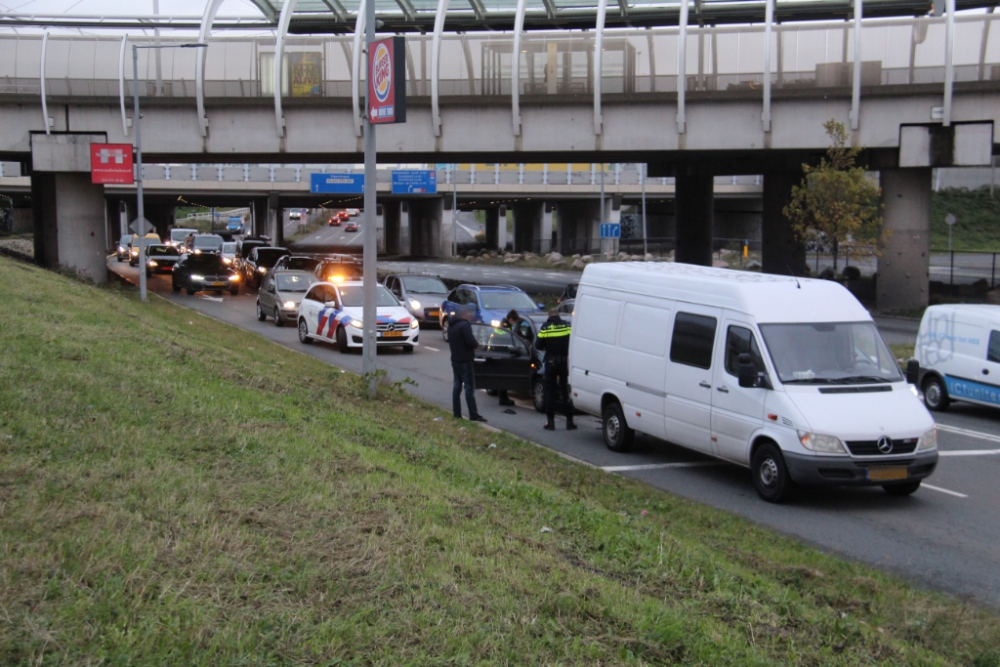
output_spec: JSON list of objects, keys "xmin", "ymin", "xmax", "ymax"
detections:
[
  {"xmin": 362, "ymin": 0, "xmax": 378, "ymax": 397},
  {"xmin": 641, "ymin": 163, "xmax": 648, "ymax": 257}
]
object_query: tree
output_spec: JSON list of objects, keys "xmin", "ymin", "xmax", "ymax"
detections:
[{"xmin": 784, "ymin": 120, "xmax": 883, "ymax": 273}]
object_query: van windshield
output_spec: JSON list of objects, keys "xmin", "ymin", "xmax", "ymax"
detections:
[{"xmin": 759, "ymin": 322, "xmax": 903, "ymax": 385}]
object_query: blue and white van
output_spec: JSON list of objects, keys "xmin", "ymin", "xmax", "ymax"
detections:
[{"xmin": 914, "ymin": 304, "xmax": 1000, "ymax": 412}]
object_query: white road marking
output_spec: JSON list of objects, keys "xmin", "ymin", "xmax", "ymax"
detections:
[
  {"xmin": 938, "ymin": 449, "xmax": 1000, "ymax": 457},
  {"xmin": 425, "ymin": 346, "xmax": 441, "ymax": 352},
  {"xmin": 601, "ymin": 461, "xmax": 721, "ymax": 472},
  {"xmin": 936, "ymin": 423, "xmax": 1000, "ymax": 444},
  {"xmin": 199, "ymin": 296, "xmax": 223, "ymax": 303},
  {"xmin": 921, "ymin": 483, "xmax": 969, "ymax": 499}
]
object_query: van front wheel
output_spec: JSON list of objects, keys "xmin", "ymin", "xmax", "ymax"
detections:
[
  {"xmin": 602, "ymin": 401, "xmax": 634, "ymax": 453},
  {"xmin": 922, "ymin": 376, "xmax": 950, "ymax": 412},
  {"xmin": 752, "ymin": 443, "xmax": 793, "ymax": 503}
]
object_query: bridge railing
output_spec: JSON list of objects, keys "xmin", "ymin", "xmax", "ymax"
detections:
[{"xmin": 2, "ymin": 13, "xmax": 998, "ymax": 104}]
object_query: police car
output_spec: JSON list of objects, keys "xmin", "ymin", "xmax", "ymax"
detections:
[{"xmin": 297, "ymin": 280, "xmax": 419, "ymax": 353}]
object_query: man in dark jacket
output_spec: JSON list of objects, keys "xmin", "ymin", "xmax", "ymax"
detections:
[
  {"xmin": 448, "ymin": 304, "xmax": 487, "ymax": 422},
  {"xmin": 535, "ymin": 309, "xmax": 576, "ymax": 431}
]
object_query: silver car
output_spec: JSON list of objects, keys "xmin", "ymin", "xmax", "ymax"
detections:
[
  {"xmin": 384, "ymin": 274, "xmax": 449, "ymax": 327},
  {"xmin": 256, "ymin": 270, "xmax": 318, "ymax": 326}
]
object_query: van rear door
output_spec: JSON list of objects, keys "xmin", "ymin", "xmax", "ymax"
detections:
[
  {"xmin": 711, "ymin": 320, "xmax": 768, "ymax": 464},
  {"xmin": 664, "ymin": 306, "xmax": 721, "ymax": 454}
]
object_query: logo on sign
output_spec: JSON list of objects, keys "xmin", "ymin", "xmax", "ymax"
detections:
[
  {"xmin": 97, "ymin": 147, "xmax": 127, "ymax": 165},
  {"xmin": 373, "ymin": 42, "xmax": 392, "ymax": 103}
]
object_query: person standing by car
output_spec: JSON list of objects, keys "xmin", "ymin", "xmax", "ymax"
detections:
[
  {"xmin": 449, "ymin": 305, "xmax": 487, "ymax": 422},
  {"xmin": 497, "ymin": 309, "xmax": 523, "ymax": 407},
  {"xmin": 536, "ymin": 309, "xmax": 576, "ymax": 431}
]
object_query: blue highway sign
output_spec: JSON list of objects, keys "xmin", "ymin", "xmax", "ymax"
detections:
[
  {"xmin": 310, "ymin": 173, "xmax": 365, "ymax": 194},
  {"xmin": 392, "ymin": 169, "xmax": 437, "ymax": 194},
  {"xmin": 600, "ymin": 223, "xmax": 621, "ymax": 239}
]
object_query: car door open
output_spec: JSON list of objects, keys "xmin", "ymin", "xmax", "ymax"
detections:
[{"xmin": 470, "ymin": 324, "xmax": 532, "ymax": 394}]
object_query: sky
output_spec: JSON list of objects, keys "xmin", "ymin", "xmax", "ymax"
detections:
[{"xmin": 0, "ymin": 0, "xmax": 264, "ymax": 16}]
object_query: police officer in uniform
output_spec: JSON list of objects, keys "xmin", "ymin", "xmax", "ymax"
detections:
[{"xmin": 535, "ymin": 309, "xmax": 576, "ymax": 431}]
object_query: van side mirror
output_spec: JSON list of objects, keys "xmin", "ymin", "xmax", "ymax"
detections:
[
  {"xmin": 738, "ymin": 353, "xmax": 770, "ymax": 389},
  {"xmin": 906, "ymin": 359, "xmax": 920, "ymax": 386}
]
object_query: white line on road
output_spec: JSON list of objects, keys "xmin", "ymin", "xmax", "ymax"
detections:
[
  {"xmin": 425, "ymin": 346, "xmax": 440, "ymax": 352},
  {"xmin": 921, "ymin": 483, "xmax": 969, "ymax": 498},
  {"xmin": 199, "ymin": 296, "xmax": 223, "ymax": 303},
  {"xmin": 937, "ymin": 423, "xmax": 1000, "ymax": 444},
  {"xmin": 938, "ymin": 449, "xmax": 1000, "ymax": 457},
  {"xmin": 602, "ymin": 461, "xmax": 721, "ymax": 472}
]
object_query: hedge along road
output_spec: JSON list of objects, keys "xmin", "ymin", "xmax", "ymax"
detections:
[{"xmin": 109, "ymin": 257, "xmax": 1000, "ymax": 610}]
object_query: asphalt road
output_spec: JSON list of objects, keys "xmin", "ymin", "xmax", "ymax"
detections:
[
  {"xmin": 111, "ymin": 257, "xmax": 1000, "ymax": 610},
  {"xmin": 290, "ymin": 211, "xmax": 483, "ymax": 253}
]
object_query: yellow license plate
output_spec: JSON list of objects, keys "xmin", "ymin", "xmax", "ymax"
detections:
[
  {"xmin": 210, "ymin": 281, "xmax": 226, "ymax": 287},
  {"xmin": 382, "ymin": 331, "xmax": 403, "ymax": 338},
  {"xmin": 429, "ymin": 310, "xmax": 440, "ymax": 317},
  {"xmin": 867, "ymin": 466, "xmax": 908, "ymax": 482}
]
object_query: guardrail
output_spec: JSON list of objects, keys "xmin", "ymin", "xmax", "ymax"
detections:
[{"xmin": 933, "ymin": 249, "xmax": 1000, "ymax": 288}]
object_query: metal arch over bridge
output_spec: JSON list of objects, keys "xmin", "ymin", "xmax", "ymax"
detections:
[{"xmin": 4, "ymin": 2, "xmax": 999, "ymax": 144}]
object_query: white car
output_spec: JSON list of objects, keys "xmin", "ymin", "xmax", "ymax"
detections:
[
  {"xmin": 220, "ymin": 242, "xmax": 238, "ymax": 267},
  {"xmin": 296, "ymin": 281, "xmax": 419, "ymax": 353}
]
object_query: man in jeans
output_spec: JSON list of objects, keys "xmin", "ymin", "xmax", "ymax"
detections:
[{"xmin": 448, "ymin": 305, "xmax": 487, "ymax": 422}]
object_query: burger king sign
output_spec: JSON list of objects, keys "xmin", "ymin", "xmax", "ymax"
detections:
[{"xmin": 368, "ymin": 36, "xmax": 407, "ymax": 124}]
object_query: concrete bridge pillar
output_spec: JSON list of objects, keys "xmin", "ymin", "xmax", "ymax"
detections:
[
  {"xmin": 145, "ymin": 204, "xmax": 175, "ymax": 241},
  {"xmin": 376, "ymin": 203, "xmax": 386, "ymax": 254},
  {"xmin": 250, "ymin": 197, "xmax": 268, "ymax": 238},
  {"xmin": 484, "ymin": 207, "xmax": 500, "ymax": 250},
  {"xmin": 762, "ymin": 172, "xmax": 808, "ymax": 276},
  {"xmin": 675, "ymin": 172, "xmax": 714, "ymax": 266},
  {"xmin": 269, "ymin": 195, "xmax": 283, "ymax": 247},
  {"xmin": 441, "ymin": 198, "xmax": 455, "ymax": 258},
  {"xmin": 512, "ymin": 201, "xmax": 543, "ymax": 253},
  {"xmin": 400, "ymin": 202, "xmax": 411, "ymax": 255},
  {"xmin": 408, "ymin": 198, "xmax": 442, "ymax": 257},
  {"xmin": 541, "ymin": 203, "xmax": 554, "ymax": 255},
  {"xmin": 878, "ymin": 168, "xmax": 931, "ymax": 311},
  {"xmin": 383, "ymin": 201, "xmax": 401, "ymax": 254},
  {"xmin": 554, "ymin": 200, "xmax": 601, "ymax": 256},
  {"xmin": 29, "ymin": 133, "xmax": 109, "ymax": 283}
]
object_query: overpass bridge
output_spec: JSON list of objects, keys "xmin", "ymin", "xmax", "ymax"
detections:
[{"xmin": 2, "ymin": 1, "xmax": 999, "ymax": 308}]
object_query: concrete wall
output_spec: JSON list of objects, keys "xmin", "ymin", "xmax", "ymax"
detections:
[{"xmin": 879, "ymin": 168, "xmax": 932, "ymax": 311}]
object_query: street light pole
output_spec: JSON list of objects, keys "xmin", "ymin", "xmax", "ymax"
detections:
[
  {"xmin": 361, "ymin": 0, "xmax": 378, "ymax": 397},
  {"xmin": 132, "ymin": 41, "xmax": 206, "ymax": 303},
  {"xmin": 641, "ymin": 163, "xmax": 648, "ymax": 257}
]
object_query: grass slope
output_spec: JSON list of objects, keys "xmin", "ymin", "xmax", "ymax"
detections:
[
  {"xmin": 931, "ymin": 188, "xmax": 1000, "ymax": 252},
  {"xmin": 1, "ymin": 257, "xmax": 998, "ymax": 666}
]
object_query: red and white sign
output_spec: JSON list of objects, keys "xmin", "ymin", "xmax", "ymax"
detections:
[
  {"xmin": 90, "ymin": 143, "xmax": 134, "ymax": 185},
  {"xmin": 368, "ymin": 36, "xmax": 406, "ymax": 125}
]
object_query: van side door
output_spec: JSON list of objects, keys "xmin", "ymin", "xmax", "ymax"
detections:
[
  {"xmin": 664, "ymin": 306, "xmax": 721, "ymax": 454},
  {"xmin": 711, "ymin": 321, "xmax": 769, "ymax": 464}
]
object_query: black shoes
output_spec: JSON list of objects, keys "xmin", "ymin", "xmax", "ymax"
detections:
[
  {"xmin": 543, "ymin": 423, "xmax": 555, "ymax": 430},
  {"xmin": 566, "ymin": 422, "xmax": 578, "ymax": 431},
  {"xmin": 498, "ymin": 398, "xmax": 515, "ymax": 406},
  {"xmin": 469, "ymin": 414, "xmax": 488, "ymax": 423}
]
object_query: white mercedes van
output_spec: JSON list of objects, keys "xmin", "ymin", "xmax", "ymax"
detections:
[
  {"xmin": 913, "ymin": 304, "xmax": 1000, "ymax": 412},
  {"xmin": 569, "ymin": 263, "xmax": 938, "ymax": 503}
]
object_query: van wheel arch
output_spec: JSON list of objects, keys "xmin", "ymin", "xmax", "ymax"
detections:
[
  {"xmin": 921, "ymin": 373, "xmax": 950, "ymax": 411},
  {"xmin": 601, "ymin": 395, "xmax": 634, "ymax": 453}
]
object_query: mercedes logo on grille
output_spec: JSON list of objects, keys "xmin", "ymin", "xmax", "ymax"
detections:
[{"xmin": 877, "ymin": 436, "xmax": 893, "ymax": 454}]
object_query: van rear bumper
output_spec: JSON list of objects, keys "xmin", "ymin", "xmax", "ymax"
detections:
[{"xmin": 783, "ymin": 450, "xmax": 939, "ymax": 486}]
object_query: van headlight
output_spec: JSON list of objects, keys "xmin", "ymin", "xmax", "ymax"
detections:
[
  {"xmin": 797, "ymin": 431, "xmax": 847, "ymax": 454},
  {"xmin": 917, "ymin": 427, "xmax": 937, "ymax": 451}
]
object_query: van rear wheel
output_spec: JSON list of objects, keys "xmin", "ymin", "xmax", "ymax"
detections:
[
  {"xmin": 602, "ymin": 401, "xmax": 634, "ymax": 452},
  {"xmin": 922, "ymin": 376, "xmax": 950, "ymax": 412},
  {"xmin": 752, "ymin": 443, "xmax": 793, "ymax": 503}
]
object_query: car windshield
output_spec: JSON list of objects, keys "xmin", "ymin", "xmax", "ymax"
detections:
[
  {"xmin": 565, "ymin": 284, "xmax": 578, "ymax": 299},
  {"xmin": 118, "ymin": 235, "xmax": 131, "ymax": 245},
  {"xmin": 338, "ymin": 285, "xmax": 399, "ymax": 307},
  {"xmin": 256, "ymin": 249, "xmax": 290, "ymax": 267},
  {"xmin": 759, "ymin": 322, "xmax": 903, "ymax": 384},
  {"xmin": 277, "ymin": 274, "xmax": 315, "ymax": 292},
  {"xmin": 479, "ymin": 290, "xmax": 538, "ymax": 312},
  {"xmin": 402, "ymin": 276, "xmax": 448, "ymax": 294},
  {"xmin": 283, "ymin": 257, "xmax": 320, "ymax": 271},
  {"xmin": 147, "ymin": 246, "xmax": 178, "ymax": 256},
  {"xmin": 171, "ymin": 229, "xmax": 194, "ymax": 242},
  {"xmin": 194, "ymin": 235, "xmax": 223, "ymax": 250},
  {"xmin": 222, "ymin": 243, "xmax": 237, "ymax": 253}
]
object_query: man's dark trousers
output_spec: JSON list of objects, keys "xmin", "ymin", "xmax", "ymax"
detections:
[
  {"xmin": 452, "ymin": 361, "xmax": 479, "ymax": 419},
  {"xmin": 544, "ymin": 356, "xmax": 574, "ymax": 425}
]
